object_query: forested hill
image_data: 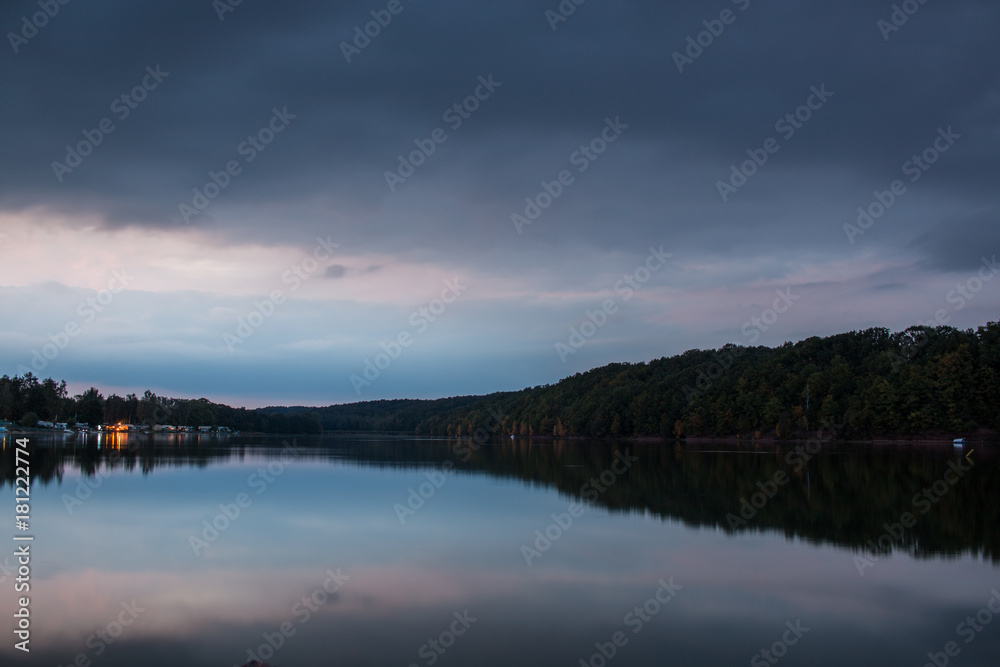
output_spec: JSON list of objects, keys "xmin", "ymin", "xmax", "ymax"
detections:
[
  {"xmin": 343, "ymin": 322, "xmax": 998, "ymax": 439},
  {"xmin": 3, "ymin": 323, "xmax": 998, "ymax": 439}
]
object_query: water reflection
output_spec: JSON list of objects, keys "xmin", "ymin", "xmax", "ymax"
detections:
[
  {"xmin": 5, "ymin": 434, "xmax": 996, "ymax": 560},
  {"xmin": 0, "ymin": 434, "xmax": 997, "ymax": 666}
]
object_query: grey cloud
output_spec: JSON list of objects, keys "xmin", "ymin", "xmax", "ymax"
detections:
[
  {"xmin": 2, "ymin": 0, "xmax": 1000, "ymax": 402},
  {"xmin": 909, "ymin": 209, "xmax": 1000, "ymax": 272}
]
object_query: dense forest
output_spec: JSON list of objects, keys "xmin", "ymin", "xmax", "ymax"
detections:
[{"xmin": 2, "ymin": 322, "xmax": 998, "ymax": 439}]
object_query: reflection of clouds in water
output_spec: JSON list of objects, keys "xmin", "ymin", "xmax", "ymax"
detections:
[
  {"xmin": 8, "ymin": 548, "xmax": 994, "ymax": 643},
  {"xmin": 3, "ymin": 443, "xmax": 999, "ymax": 667},
  {"xmin": 2, "ymin": 565, "xmax": 517, "ymax": 642}
]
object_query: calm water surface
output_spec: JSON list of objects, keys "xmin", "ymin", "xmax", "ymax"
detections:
[{"xmin": 1, "ymin": 433, "xmax": 997, "ymax": 666}]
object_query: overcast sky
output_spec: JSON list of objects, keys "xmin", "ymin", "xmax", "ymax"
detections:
[{"xmin": 1, "ymin": 0, "xmax": 998, "ymax": 406}]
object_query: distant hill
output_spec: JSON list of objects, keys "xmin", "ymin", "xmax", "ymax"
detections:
[
  {"xmin": 301, "ymin": 322, "xmax": 1000, "ymax": 440},
  {"xmin": 4, "ymin": 322, "xmax": 998, "ymax": 439}
]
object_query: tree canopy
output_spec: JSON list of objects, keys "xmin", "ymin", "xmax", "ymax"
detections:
[{"xmin": 3, "ymin": 322, "xmax": 997, "ymax": 438}]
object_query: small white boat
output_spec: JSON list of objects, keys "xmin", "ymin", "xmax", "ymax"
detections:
[{"xmin": 953, "ymin": 438, "xmax": 965, "ymax": 447}]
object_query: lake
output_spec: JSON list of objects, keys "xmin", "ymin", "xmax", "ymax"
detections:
[{"xmin": 1, "ymin": 432, "xmax": 998, "ymax": 666}]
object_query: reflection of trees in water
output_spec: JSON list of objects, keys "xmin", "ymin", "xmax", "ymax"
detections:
[
  {"xmin": 2, "ymin": 435, "xmax": 996, "ymax": 561},
  {"xmin": 0, "ymin": 436, "xmax": 231, "ymax": 487}
]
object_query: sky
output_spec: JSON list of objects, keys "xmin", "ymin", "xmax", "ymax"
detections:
[{"xmin": 1, "ymin": 0, "xmax": 998, "ymax": 407}]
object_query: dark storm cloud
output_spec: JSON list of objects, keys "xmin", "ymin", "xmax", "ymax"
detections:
[
  {"xmin": 910, "ymin": 209, "xmax": 1000, "ymax": 272},
  {"xmin": 324, "ymin": 264, "xmax": 347, "ymax": 279},
  {"xmin": 1, "ymin": 0, "xmax": 998, "ymax": 265}
]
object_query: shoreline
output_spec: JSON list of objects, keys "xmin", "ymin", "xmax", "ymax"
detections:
[{"xmin": 6, "ymin": 427, "xmax": 995, "ymax": 446}]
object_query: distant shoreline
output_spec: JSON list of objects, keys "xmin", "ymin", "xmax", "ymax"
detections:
[{"xmin": 7, "ymin": 427, "xmax": 994, "ymax": 447}]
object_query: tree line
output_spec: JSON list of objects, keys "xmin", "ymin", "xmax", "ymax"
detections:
[
  {"xmin": 307, "ymin": 323, "xmax": 999, "ymax": 439},
  {"xmin": 0, "ymin": 378, "xmax": 321, "ymax": 434},
  {"xmin": 3, "ymin": 322, "xmax": 997, "ymax": 438}
]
